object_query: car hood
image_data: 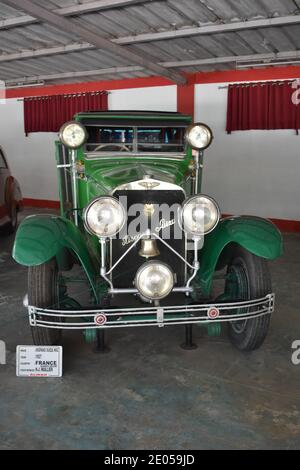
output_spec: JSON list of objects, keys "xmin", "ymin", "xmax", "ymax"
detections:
[{"xmin": 84, "ymin": 158, "xmax": 190, "ymax": 198}]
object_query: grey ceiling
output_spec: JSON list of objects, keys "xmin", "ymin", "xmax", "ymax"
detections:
[{"xmin": 0, "ymin": 0, "xmax": 300, "ymax": 85}]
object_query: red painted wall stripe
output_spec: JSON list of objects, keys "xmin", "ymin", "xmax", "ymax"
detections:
[
  {"xmin": 222, "ymin": 214, "xmax": 300, "ymax": 233},
  {"xmin": 6, "ymin": 76, "xmax": 174, "ymax": 99},
  {"xmin": 194, "ymin": 65, "xmax": 300, "ymax": 85},
  {"xmin": 177, "ymin": 80, "xmax": 195, "ymax": 118},
  {"xmin": 5, "ymin": 66, "xmax": 300, "ymax": 100},
  {"xmin": 269, "ymin": 218, "xmax": 300, "ymax": 234},
  {"xmin": 23, "ymin": 198, "xmax": 60, "ymax": 210}
]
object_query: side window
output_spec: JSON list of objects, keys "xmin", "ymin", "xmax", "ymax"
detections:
[{"xmin": 0, "ymin": 150, "xmax": 7, "ymax": 169}]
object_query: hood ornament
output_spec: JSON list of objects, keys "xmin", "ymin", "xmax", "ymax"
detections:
[{"xmin": 138, "ymin": 180, "xmax": 160, "ymax": 190}]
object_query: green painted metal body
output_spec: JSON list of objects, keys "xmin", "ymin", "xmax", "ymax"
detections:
[
  {"xmin": 12, "ymin": 215, "xmax": 99, "ymax": 301},
  {"xmin": 13, "ymin": 111, "xmax": 283, "ymax": 309},
  {"xmin": 198, "ymin": 216, "xmax": 283, "ymax": 296},
  {"xmin": 72, "ymin": 112, "xmax": 194, "ymax": 210}
]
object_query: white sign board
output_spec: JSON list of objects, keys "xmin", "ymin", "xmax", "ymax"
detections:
[{"xmin": 16, "ymin": 346, "xmax": 63, "ymax": 377}]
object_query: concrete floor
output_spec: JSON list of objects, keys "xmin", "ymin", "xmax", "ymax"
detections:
[{"xmin": 0, "ymin": 208, "xmax": 299, "ymax": 450}]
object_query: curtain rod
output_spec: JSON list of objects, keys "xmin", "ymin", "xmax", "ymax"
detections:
[
  {"xmin": 16, "ymin": 90, "xmax": 111, "ymax": 101},
  {"xmin": 218, "ymin": 78, "xmax": 298, "ymax": 90}
]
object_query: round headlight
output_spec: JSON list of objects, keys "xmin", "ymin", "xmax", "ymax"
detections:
[
  {"xmin": 135, "ymin": 261, "xmax": 174, "ymax": 301},
  {"xmin": 186, "ymin": 123, "xmax": 213, "ymax": 150},
  {"xmin": 181, "ymin": 195, "xmax": 220, "ymax": 238},
  {"xmin": 84, "ymin": 197, "xmax": 126, "ymax": 238},
  {"xmin": 59, "ymin": 121, "xmax": 87, "ymax": 149}
]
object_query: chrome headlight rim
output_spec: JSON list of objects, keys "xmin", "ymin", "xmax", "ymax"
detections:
[
  {"xmin": 59, "ymin": 120, "xmax": 88, "ymax": 149},
  {"xmin": 181, "ymin": 194, "xmax": 220, "ymax": 238},
  {"xmin": 83, "ymin": 196, "xmax": 126, "ymax": 239},
  {"xmin": 135, "ymin": 261, "xmax": 175, "ymax": 301},
  {"xmin": 185, "ymin": 122, "xmax": 213, "ymax": 150}
]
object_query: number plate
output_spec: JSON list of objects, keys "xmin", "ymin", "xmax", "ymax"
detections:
[{"xmin": 16, "ymin": 346, "xmax": 63, "ymax": 378}]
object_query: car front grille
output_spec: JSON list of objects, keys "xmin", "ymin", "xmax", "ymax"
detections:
[{"xmin": 111, "ymin": 189, "xmax": 186, "ymax": 288}]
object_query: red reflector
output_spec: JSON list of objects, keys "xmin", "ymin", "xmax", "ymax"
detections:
[
  {"xmin": 207, "ymin": 307, "xmax": 220, "ymax": 320},
  {"xmin": 94, "ymin": 314, "xmax": 107, "ymax": 326}
]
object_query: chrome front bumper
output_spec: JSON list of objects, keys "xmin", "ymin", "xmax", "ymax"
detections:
[{"xmin": 28, "ymin": 294, "xmax": 275, "ymax": 330}]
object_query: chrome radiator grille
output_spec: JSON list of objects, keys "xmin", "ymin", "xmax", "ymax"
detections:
[{"xmin": 111, "ymin": 189, "xmax": 186, "ymax": 288}]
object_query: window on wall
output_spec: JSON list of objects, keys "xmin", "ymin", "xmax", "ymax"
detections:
[
  {"xmin": 24, "ymin": 91, "xmax": 108, "ymax": 135},
  {"xmin": 226, "ymin": 80, "xmax": 300, "ymax": 134}
]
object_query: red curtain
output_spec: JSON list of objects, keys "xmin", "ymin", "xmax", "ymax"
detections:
[
  {"xmin": 24, "ymin": 91, "xmax": 108, "ymax": 135},
  {"xmin": 226, "ymin": 81, "xmax": 300, "ymax": 134}
]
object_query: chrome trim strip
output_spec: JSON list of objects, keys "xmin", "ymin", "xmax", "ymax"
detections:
[
  {"xmin": 28, "ymin": 294, "xmax": 275, "ymax": 330},
  {"xmin": 85, "ymin": 153, "xmax": 185, "ymax": 161},
  {"xmin": 112, "ymin": 178, "xmax": 185, "ymax": 194},
  {"xmin": 84, "ymin": 125, "xmax": 189, "ymax": 129},
  {"xmin": 107, "ymin": 287, "xmax": 193, "ymax": 295},
  {"xmin": 71, "ymin": 149, "xmax": 79, "ymax": 226}
]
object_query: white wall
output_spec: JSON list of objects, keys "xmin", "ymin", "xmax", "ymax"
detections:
[
  {"xmin": 1, "ymin": 82, "xmax": 299, "ymax": 221},
  {"xmin": 0, "ymin": 99, "xmax": 59, "ymax": 200},
  {"xmin": 109, "ymin": 85, "xmax": 177, "ymax": 111},
  {"xmin": 195, "ymin": 83, "xmax": 300, "ymax": 221},
  {"xmin": 0, "ymin": 85, "xmax": 177, "ymax": 200}
]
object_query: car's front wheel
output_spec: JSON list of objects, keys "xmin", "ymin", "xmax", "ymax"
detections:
[
  {"xmin": 225, "ymin": 246, "xmax": 272, "ymax": 351},
  {"xmin": 28, "ymin": 258, "xmax": 62, "ymax": 345}
]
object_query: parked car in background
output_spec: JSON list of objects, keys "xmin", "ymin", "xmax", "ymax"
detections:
[
  {"xmin": 0, "ymin": 146, "xmax": 23, "ymax": 234},
  {"xmin": 13, "ymin": 111, "xmax": 283, "ymax": 352}
]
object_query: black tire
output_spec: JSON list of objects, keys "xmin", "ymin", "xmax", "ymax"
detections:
[
  {"xmin": 225, "ymin": 246, "xmax": 272, "ymax": 351},
  {"xmin": 28, "ymin": 258, "xmax": 62, "ymax": 345}
]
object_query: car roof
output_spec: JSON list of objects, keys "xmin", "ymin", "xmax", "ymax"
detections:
[
  {"xmin": 76, "ymin": 110, "xmax": 193, "ymax": 127},
  {"xmin": 76, "ymin": 110, "xmax": 191, "ymax": 117}
]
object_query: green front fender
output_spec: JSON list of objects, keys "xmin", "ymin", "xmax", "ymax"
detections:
[
  {"xmin": 199, "ymin": 216, "xmax": 283, "ymax": 296},
  {"xmin": 12, "ymin": 215, "xmax": 99, "ymax": 300}
]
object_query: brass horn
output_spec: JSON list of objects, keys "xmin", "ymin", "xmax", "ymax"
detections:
[{"xmin": 138, "ymin": 238, "xmax": 160, "ymax": 258}]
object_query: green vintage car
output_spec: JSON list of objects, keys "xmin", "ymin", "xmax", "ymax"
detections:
[{"xmin": 13, "ymin": 111, "xmax": 283, "ymax": 351}]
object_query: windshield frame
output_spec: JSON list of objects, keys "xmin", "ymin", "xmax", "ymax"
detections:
[{"xmin": 84, "ymin": 124, "xmax": 187, "ymax": 157}]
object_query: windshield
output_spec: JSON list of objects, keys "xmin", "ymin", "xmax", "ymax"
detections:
[{"xmin": 85, "ymin": 126, "xmax": 186, "ymax": 153}]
